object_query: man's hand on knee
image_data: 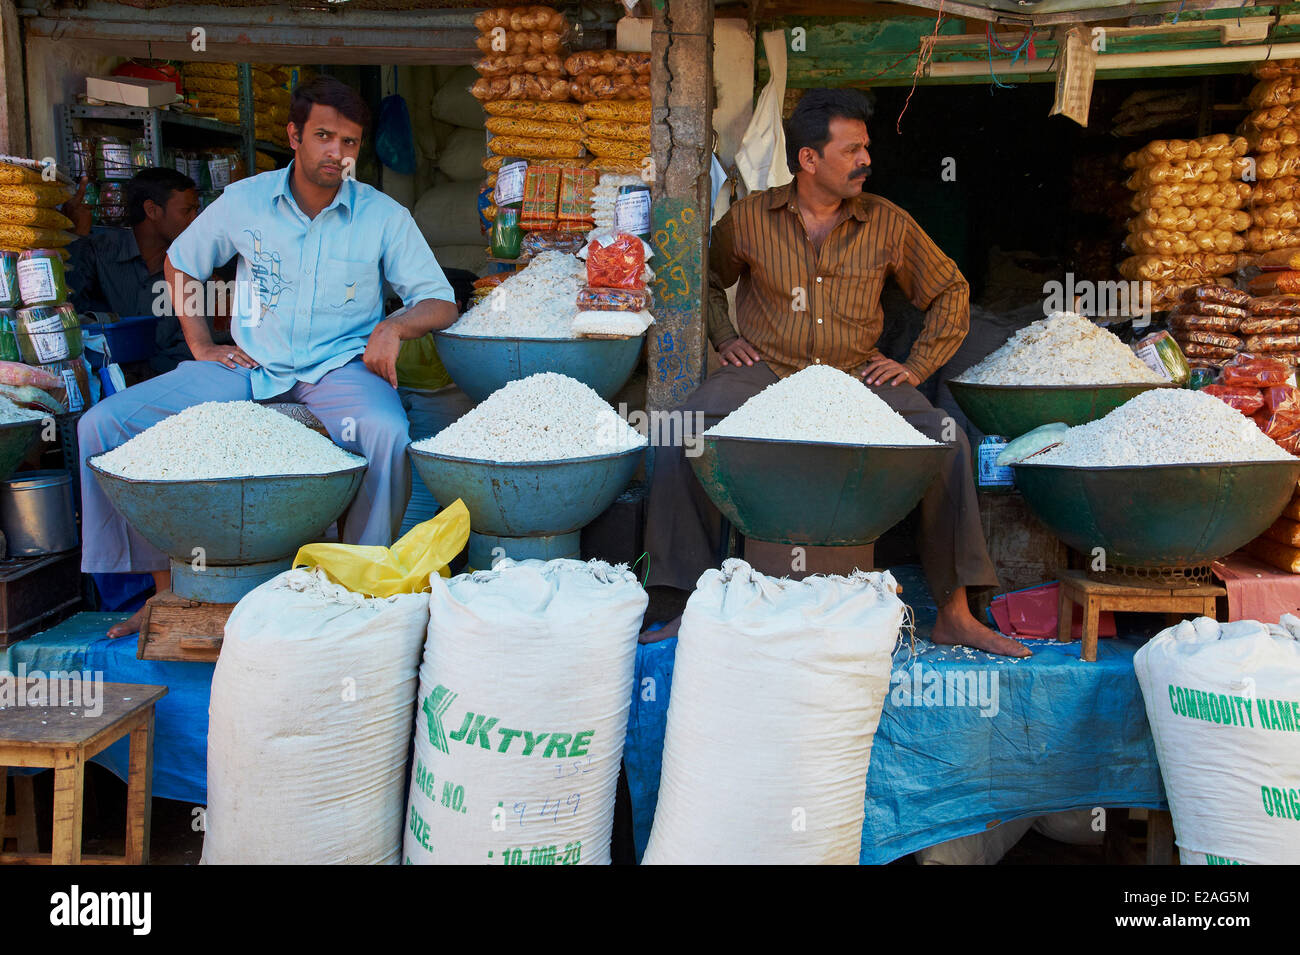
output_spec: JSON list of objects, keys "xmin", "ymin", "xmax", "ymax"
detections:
[
  {"xmin": 363, "ymin": 321, "xmax": 402, "ymax": 388},
  {"xmin": 193, "ymin": 342, "xmax": 258, "ymax": 370},
  {"xmin": 861, "ymin": 357, "xmax": 919, "ymax": 387},
  {"xmin": 717, "ymin": 336, "xmax": 762, "ymax": 367}
]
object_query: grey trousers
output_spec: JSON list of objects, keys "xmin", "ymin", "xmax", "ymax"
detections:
[
  {"xmin": 79, "ymin": 357, "xmax": 413, "ymax": 574},
  {"xmin": 643, "ymin": 360, "xmax": 999, "ymax": 602}
]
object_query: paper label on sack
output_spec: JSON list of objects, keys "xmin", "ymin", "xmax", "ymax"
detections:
[
  {"xmin": 26, "ymin": 315, "xmax": 69, "ymax": 363},
  {"xmin": 614, "ymin": 190, "xmax": 651, "ymax": 235},
  {"xmin": 16, "ymin": 259, "xmax": 57, "ymax": 307},
  {"xmin": 496, "ymin": 161, "xmax": 527, "ymax": 206},
  {"xmin": 1136, "ymin": 340, "xmax": 1174, "ymax": 381},
  {"xmin": 60, "ymin": 368, "xmax": 83, "ymax": 412}
]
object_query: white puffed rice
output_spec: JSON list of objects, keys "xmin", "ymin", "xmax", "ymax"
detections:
[
  {"xmin": 1030, "ymin": 389, "xmax": 1294, "ymax": 466},
  {"xmin": 706, "ymin": 366, "xmax": 938, "ymax": 446},
  {"xmin": 0, "ymin": 396, "xmax": 46, "ymax": 424},
  {"xmin": 93, "ymin": 401, "xmax": 364, "ymax": 480},
  {"xmin": 414, "ymin": 372, "xmax": 647, "ymax": 462},
  {"xmin": 956, "ymin": 311, "xmax": 1164, "ymax": 386},
  {"xmin": 446, "ymin": 251, "xmax": 585, "ymax": 338}
]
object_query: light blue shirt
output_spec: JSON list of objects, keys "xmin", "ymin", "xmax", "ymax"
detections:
[{"xmin": 167, "ymin": 163, "xmax": 455, "ymax": 399}]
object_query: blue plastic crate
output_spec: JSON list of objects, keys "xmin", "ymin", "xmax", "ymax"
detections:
[{"xmin": 81, "ymin": 314, "xmax": 158, "ymax": 365}]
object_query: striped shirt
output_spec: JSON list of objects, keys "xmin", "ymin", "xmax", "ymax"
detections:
[{"xmin": 706, "ymin": 181, "xmax": 970, "ymax": 382}]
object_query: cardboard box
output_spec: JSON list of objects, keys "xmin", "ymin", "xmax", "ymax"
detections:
[{"xmin": 86, "ymin": 76, "xmax": 179, "ymax": 108}]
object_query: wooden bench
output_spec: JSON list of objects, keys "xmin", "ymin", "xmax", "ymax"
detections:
[
  {"xmin": 0, "ymin": 679, "xmax": 167, "ymax": 864},
  {"xmin": 1057, "ymin": 568, "xmax": 1225, "ymax": 663}
]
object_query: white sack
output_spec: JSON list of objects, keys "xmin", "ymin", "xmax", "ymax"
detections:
[
  {"xmin": 643, "ymin": 558, "xmax": 905, "ymax": 864},
  {"xmin": 414, "ymin": 181, "xmax": 490, "ymax": 247},
  {"xmin": 431, "ymin": 66, "xmax": 487, "ymax": 129},
  {"xmin": 203, "ymin": 569, "xmax": 429, "ymax": 864},
  {"xmin": 431, "ymin": 244, "xmax": 488, "ymax": 275},
  {"xmin": 1134, "ymin": 614, "xmax": 1300, "ymax": 865},
  {"xmin": 439, "ymin": 126, "xmax": 489, "ymax": 182},
  {"xmin": 405, "ymin": 558, "xmax": 646, "ymax": 865}
]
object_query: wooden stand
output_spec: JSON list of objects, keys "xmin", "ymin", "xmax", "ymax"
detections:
[
  {"xmin": 0, "ymin": 680, "xmax": 167, "ymax": 864},
  {"xmin": 1057, "ymin": 569, "xmax": 1225, "ymax": 662},
  {"xmin": 137, "ymin": 590, "xmax": 233, "ymax": 663}
]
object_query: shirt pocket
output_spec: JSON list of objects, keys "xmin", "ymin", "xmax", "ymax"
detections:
[
  {"xmin": 824, "ymin": 261, "xmax": 887, "ymax": 324},
  {"xmin": 323, "ymin": 257, "xmax": 380, "ymax": 313}
]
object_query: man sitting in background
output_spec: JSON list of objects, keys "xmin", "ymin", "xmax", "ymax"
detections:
[{"xmin": 65, "ymin": 167, "xmax": 234, "ymax": 371}]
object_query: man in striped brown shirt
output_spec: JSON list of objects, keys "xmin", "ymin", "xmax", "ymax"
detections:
[{"xmin": 645, "ymin": 88, "xmax": 1029, "ymax": 657}]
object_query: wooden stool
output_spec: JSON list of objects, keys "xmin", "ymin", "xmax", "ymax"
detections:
[
  {"xmin": 1057, "ymin": 568, "xmax": 1225, "ymax": 663},
  {"xmin": 0, "ymin": 680, "xmax": 167, "ymax": 864}
]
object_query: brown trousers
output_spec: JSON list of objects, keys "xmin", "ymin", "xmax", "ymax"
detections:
[{"xmin": 643, "ymin": 361, "xmax": 999, "ymax": 602}]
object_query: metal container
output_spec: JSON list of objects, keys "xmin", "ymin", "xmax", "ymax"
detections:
[
  {"xmin": 433, "ymin": 331, "xmax": 644, "ymax": 403},
  {"xmin": 0, "ymin": 469, "xmax": 78, "ymax": 556},
  {"xmin": 946, "ymin": 380, "xmax": 1175, "ymax": 439},
  {"xmin": 690, "ymin": 436, "xmax": 952, "ymax": 546},
  {"xmin": 1012, "ymin": 459, "xmax": 1300, "ymax": 569}
]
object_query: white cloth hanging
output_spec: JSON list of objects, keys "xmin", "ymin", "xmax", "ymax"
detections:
[{"xmin": 734, "ymin": 29, "xmax": 793, "ymax": 194}]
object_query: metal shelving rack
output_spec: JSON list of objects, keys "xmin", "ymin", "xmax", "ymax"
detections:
[{"xmin": 58, "ymin": 63, "xmax": 292, "ymax": 177}]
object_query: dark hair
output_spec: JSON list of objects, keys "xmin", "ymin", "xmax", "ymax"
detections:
[
  {"xmin": 289, "ymin": 76, "xmax": 371, "ymax": 135},
  {"xmin": 125, "ymin": 167, "xmax": 196, "ymax": 225},
  {"xmin": 784, "ymin": 88, "xmax": 874, "ymax": 175}
]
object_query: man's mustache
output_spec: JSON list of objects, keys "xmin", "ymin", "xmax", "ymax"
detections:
[{"xmin": 850, "ymin": 166, "xmax": 872, "ymax": 179}]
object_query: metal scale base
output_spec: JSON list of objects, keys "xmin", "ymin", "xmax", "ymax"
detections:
[
  {"xmin": 169, "ymin": 557, "xmax": 290, "ymax": 603},
  {"xmin": 466, "ymin": 531, "xmax": 581, "ymax": 572}
]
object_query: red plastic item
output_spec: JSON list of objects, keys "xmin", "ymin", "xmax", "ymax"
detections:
[
  {"xmin": 990, "ymin": 582, "xmax": 1116, "ymax": 640},
  {"xmin": 586, "ymin": 232, "xmax": 646, "ymax": 290},
  {"xmin": 1219, "ymin": 352, "xmax": 1293, "ymax": 388},
  {"xmin": 112, "ymin": 60, "xmax": 183, "ymax": 94},
  {"xmin": 1254, "ymin": 385, "xmax": 1300, "ymax": 452},
  {"xmin": 1202, "ymin": 383, "xmax": 1265, "ymax": 415}
]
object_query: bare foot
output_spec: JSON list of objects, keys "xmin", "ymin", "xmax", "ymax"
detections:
[
  {"xmin": 639, "ymin": 614, "xmax": 682, "ymax": 644},
  {"xmin": 930, "ymin": 586, "xmax": 1032, "ymax": 658},
  {"xmin": 931, "ymin": 613, "xmax": 1032, "ymax": 657},
  {"xmin": 107, "ymin": 605, "xmax": 148, "ymax": 639}
]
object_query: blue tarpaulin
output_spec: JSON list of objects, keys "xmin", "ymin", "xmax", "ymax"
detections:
[
  {"xmin": 623, "ymin": 634, "xmax": 1167, "ymax": 864},
  {"xmin": 1, "ymin": 613, "xmax": 213, "ymax": 805}
]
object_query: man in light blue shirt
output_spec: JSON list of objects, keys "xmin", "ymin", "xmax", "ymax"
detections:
[{"xmin": 79, "ymin": 76, "xmax": 460, "ymax": 638}]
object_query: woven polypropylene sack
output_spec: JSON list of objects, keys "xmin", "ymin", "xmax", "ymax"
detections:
[
  {"xmin": 643, "ymin": 558, "xmax": 905, "ymax": 864},
  {"xmin": 202, "ymin": 569, "xmax": 429, "ymax": 864},
  {"xmin": 1134, "ymin": 615, "xmax": 1300, "ymax": 865},
  {"xmin": 405, "ymin": 558, "xmax": 646, "ymax": 865}
]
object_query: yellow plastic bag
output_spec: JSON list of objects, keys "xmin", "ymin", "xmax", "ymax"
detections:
[
  {"xmin": 395, "ymin": 333, "xmax": 453, "ymax": 392},
  {"xmin": 292, "ymin": 499, "xmax": 470, "ymax": 597}
]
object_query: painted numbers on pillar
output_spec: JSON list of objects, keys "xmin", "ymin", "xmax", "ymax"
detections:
[{"xmin": 651, "ymin": 199, "xmax": 702, "ymax": 405}]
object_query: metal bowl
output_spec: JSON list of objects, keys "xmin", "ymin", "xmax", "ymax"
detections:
[
  {"xmin": 408, "ymin": 444, "xmax": 644, "ymax": 538},
  {"xmin": 689, "ymin": 436, "xmax": 953, "ymax": 546},
  {"xmin": 87, "ymin": 461, "xmax": 368, "ymax": 564},
  {"xmin": 1013, "ymin": 459, "xmax": 1300, "ymax": 568},
  {"xmin": 434, "ymin": 331, "xmax": 644, "ymax": 403},
  {"xmin": 946, "ymin": 380, "xmax": 1174, "ymax": 438},
  {"xmin": 0, "ymin": 419, "xmax": 42, "ymax": 482}
]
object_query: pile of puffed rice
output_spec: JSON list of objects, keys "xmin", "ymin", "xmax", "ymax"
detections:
[
  {"xmin": 706, "ymin": 366, "xmax": 938, "ymax": 446},
  {"xmin": 93, "ymin": 401, "xmax": 364, "ymax": 480},
  {"xmin": 446, "ymin": 251, "xmax": 585, "ymax": 339},
  {"xmin": 1029, "ymin": 389, "xmax": 1294, "ymax": 466},
  {"xmin": 956, "ymin": 311, "xmax": 1164, "ymax": 386},
  {"xmin": 414, "ymin": 372, "xmax": 646, "ymax": 462}
]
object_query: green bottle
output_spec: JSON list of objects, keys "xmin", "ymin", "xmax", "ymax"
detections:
[{"xmin": 490, "ymin": 207, "xmax": 523, "ymax": 260}]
